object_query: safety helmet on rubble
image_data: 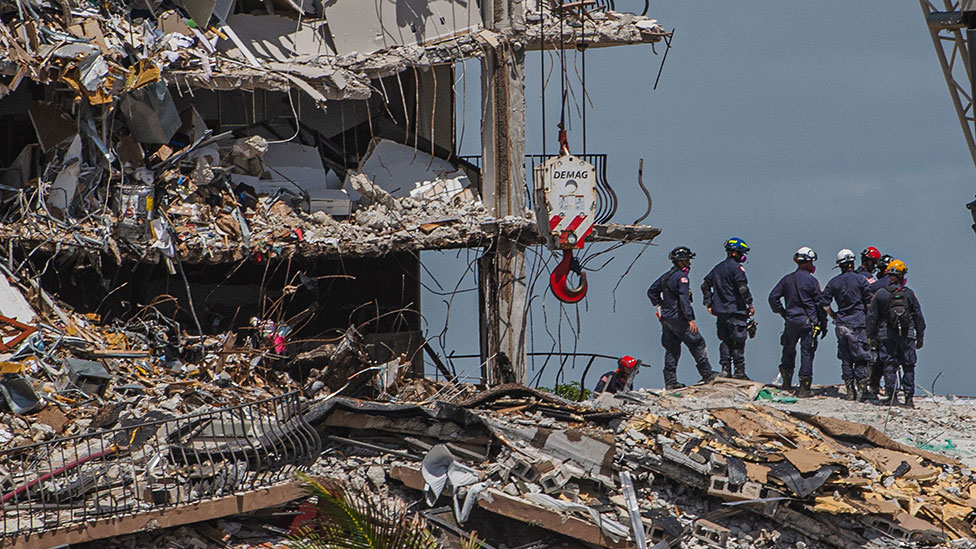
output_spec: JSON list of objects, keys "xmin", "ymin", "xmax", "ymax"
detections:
[
  {"xmin": 793, "ymin": 247, "xmax": 817, "ymax": 263},
  {"xmin": 886, "ymin": 259, "xmax": 908, "ymax": 276},
  {"xmin": 836, "ymin": 249, "xmax": 856, "ymax": 266},
  {"xmin": 724, "ymin": 238, "xmax": 750, "ymax": 253},
  {"xmin": 668, "ymin": 246, "xmax": 696, "ymax": 261},
  {"xmin": 861, "ymin": 246, "xmax": 881, "ymax": 262},
  {"xmin": 618, "ymin": 356, "xmax": 639, "ymax": 370}
]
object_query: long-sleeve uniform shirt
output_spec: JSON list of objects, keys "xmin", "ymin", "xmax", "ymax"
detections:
[
  {"xmin": 701, "ymin": 257, "xmax": 753, "ymax": 315},
  {"xmin": 768, "ymin": 269, "xmax": 826, "ymax": 328},
  {"xmin": 648, "ymin": 267, "xmax": 695, "ymax": 321},
  {"xmin": 821, "ymin": 270, "xmax": 872, "ymax": 326},
  {"xmin": 854, "ymin": 266, "xmax": 878, "ymax": 286}
]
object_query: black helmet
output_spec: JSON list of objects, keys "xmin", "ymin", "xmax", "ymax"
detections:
[
  {"xmin": 878, "ymin": 254, "xmax": 893, "ymax": 274},
  {"xmin": 668, "ymin": 246, "xmax": 696, "ymax": 261}
]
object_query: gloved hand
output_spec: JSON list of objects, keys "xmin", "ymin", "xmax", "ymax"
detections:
[
  {"xmin": 916, "ymin": 337, "xmax": 924, "ymax": 350},
  {"xmin": 818, "ymin": 324, "xmax": 828, "ymax": 340}
]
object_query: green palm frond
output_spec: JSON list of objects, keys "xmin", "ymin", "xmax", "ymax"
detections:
[{"xmin": 290, "ymin": 472, "xmax": 438, "ymax": 549}]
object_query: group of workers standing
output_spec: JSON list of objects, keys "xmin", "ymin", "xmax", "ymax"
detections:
[{"xmin": 638, "ymin": 239, "xmax": 925, "ymax": 407}]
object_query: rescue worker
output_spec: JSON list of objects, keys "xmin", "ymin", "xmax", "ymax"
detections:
[
  {"xmin": 594, "ymin": 356, "xmax": 641, "ymax": 394},
  {"xmin": 866, "ymin": 254, "xmax": 894, "ymax": 398},
  {"xmin": 867, "ymin": 260, "xmax": 925, "ymax": 408},
  {"xmin": 647, "ymin": 247, "xmax": 718, "ymax": 390},
  {"xmin": 821, "ymin": 249, "xmax": 873, "ymax": 401},
  {"xmin": 701, "ymin": 237, "xmax": 755, "ymax": 380},
  {"xmin": 768, "ymin": 247, "xmax": 827, "ymax": 397},
  {"xmin": 856, "ymin": 246, "xmax": 882, "ymax": 285}
]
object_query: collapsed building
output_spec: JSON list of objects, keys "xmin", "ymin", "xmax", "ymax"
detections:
[{"xmin": 1, "ymin": 0, "xmax": 975, "ymax": 548}]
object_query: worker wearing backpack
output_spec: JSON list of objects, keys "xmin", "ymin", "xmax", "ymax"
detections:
[{"xmin": 866, "ymin": 260, "xmax": 926, "ymax": 408}]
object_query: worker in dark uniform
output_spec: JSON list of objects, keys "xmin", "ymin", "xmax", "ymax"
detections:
[
  {"xmin": 701, "ymin": 237, "xmax": 754, "ymax": 380},
  {"xmin": 821, "ymin": 249, "xmax": 873, "ymax": 401},
  {"xmin": 867, "ymin": 260, "xmax": 925, "ymax": 408},
  {"xmin": 865, "ymin": 254, "xmax": 893, "ymax": 397},
  {"xmin": 855, "ymin": 246, "xmax": 881, "ymax": 285},
  {"xmin": 648, "ymin": 247, "xmax": 718, "ymax": 390},
  {"xmin": 768, "ymin": 247, "xmax": 827, "ymax": 397},
  {"xmin": 594, "ymin": 356, "xmax": 641, "ymax": 394}
]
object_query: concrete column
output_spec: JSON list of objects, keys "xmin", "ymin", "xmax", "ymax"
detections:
[{"xmin": 479, "ymin": 2, "xmax": 528, "ymax": 385}]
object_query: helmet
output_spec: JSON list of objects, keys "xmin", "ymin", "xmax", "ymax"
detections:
[
  {"xmin": 886, "ymin": 259, "xmax": 907, "ymax": 275},
  {"xmin": 793, "ymin": 247, "xmax": 817, "ymax": 263},
  {"xmin": 861, "ymin": 246, "xmax": 881, "ymax": 261},
  {"xmin": 618, "ymin": 356, "xmax": 638, "ymax": 370},
  {"xmin": 878, "ymin": 254, "xmax": 893, "ymax": 274},
  {"xmin": 668, "ymin": 246, "xmax": 696, "ymax": 261},
  {"xmin": 724, "ymin": 237, "xmax": 750, "ymax": 253},
  {"xmin": 836, "ymin": 249, "xmax": 856, "ymax": 265}
]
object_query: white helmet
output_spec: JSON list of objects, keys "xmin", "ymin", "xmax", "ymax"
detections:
[
  {"xmin": 835, "ymin": 249, "xmax": 856, "ymax": 265},
  {"xmin": 794, "ymin": 247, "xmax": 817, "ymax": 263}
]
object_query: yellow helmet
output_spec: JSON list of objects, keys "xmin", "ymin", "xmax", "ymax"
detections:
[{"xmin": 886, "ymin": 259, "xmax": 907, "ymax": 275}]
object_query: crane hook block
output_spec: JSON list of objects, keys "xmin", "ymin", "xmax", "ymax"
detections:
[{"xmin": 550, "ymin": 249, "xmax": 588, "ymax": 303}]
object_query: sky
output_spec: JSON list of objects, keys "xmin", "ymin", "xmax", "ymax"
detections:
[{"xmin": 420, "ymin": 1, "xmax": 976, "ymax": 395}]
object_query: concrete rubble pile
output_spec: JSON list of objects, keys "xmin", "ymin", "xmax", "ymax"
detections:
[
  {"xmin": 2, "ymin": 277, "xmax": 976, "ymax": 549},
  {"xmin": 79, "ymin": 383, "xmax": 976, "ymax": 549},
  {"xmin": 0, "ymin": 0, "xmax": 598, "ymax": 267}
]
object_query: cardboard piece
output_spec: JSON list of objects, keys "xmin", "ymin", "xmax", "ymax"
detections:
[
  {"xmin": 28, "ymin": 101, "xmax": 76, "ymax": 152},
  {"xmin": 783, "ymin": 448, "xmax": 836, "ymax": 474}
]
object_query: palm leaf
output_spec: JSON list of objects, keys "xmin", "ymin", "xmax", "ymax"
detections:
[{"xmin": 291, "ymin": 472, "xmax": 437, "ymax": 549}]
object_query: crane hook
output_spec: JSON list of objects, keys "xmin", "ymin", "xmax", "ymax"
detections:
[{"xmin": 550, "ymin": 249, "xmax": 588, "ymax": 303}]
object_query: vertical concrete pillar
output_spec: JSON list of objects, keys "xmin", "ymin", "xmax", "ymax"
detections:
[{"xmin": 479, "ymin": 1, "xmax": 528, "ymax": 385}]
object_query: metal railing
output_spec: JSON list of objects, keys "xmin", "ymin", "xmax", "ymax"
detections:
[
  {"xmin": 0, "ymin": 391, "xmax": 320, "ymax": 539},
  {"xmin": 459, "ymin": 153, "xmax": 618, "ymax": 224}
]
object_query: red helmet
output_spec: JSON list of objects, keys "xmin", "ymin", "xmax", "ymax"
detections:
[
  {"xmin": 861, "ymin": 246, "xmax": 881, "ymax": 261},
  {"xmin": 618, "ymin": 356, "xmax": 638, "ymax": 370}
]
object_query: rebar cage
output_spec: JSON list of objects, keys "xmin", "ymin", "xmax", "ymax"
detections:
[{"xmin": 0, "ymin": 391, "xmax": 320, "ymax": 538}]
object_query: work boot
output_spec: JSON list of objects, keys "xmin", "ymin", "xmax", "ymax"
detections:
[
  {"xmin": 797, "ymin": 377, "xmax": 813, "ymax": 398},
  {"xmin": 779, "ymin": 367, "xmax": 794, "ymax": 392},
  {"xmin": 843, "ymin": 380, "xmax": 857, "ymax": 401},
  {"xmin": 867, "ymin": 381, "xmax": 880, "ymax": 396},
  {"xmin": 732, "ymin": 364, "xmax": 750, "ymax": 380},
  {"xmin": 698, "ymin": 371, "xmax": 719, "ymax": 384},
  {"xmin": 665, "ymin": 381, "xmax": 686, "ymax": 390},
  {"xmin": 900, "ymin": 394, "xmax": 915, "ymax": 408},
  {"xmin": 721, "ymin": 364, "xmax": 732, "ymax": 378},
  {"xmin": 856, "ymin": 381, "xmax": 876, "ymax": 402}
]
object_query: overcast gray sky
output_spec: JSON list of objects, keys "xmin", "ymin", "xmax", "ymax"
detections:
[{"xmin": 422, "ymin": 1, "xmax": 976, "ymax": 395}]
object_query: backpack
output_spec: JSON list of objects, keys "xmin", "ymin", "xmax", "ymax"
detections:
[{"xmin": 888, "ymin": 285, "xmax": 911, "ymax": 337}]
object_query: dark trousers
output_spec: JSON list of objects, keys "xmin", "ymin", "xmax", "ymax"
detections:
[
  {"xmin": 661, "ymin": 318, "xmax": 712, "ymax": 384},
  {"xmin": 880, "ymin": 337, "xmax": 918, "ymax": 397},
  {"xmin": 780, "ymin": 322, "xmax": 816, "ymax": 378},
  {"xmin": 716, "ymin": 314, "xmax": 748, "ymax": 369},
  {"xmin": 835, "ymin": 324, "xmax": 871, "ymax": 381}
]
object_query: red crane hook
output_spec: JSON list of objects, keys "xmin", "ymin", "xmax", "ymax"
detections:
[{"xmin": 550, "ymin": 249, "xmax": 588, "ymax": 303}]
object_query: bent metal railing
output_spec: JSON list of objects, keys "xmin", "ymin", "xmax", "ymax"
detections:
[{"xmin": 0, "ymin": 391, "xmax": 320, "ymax": 539}]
